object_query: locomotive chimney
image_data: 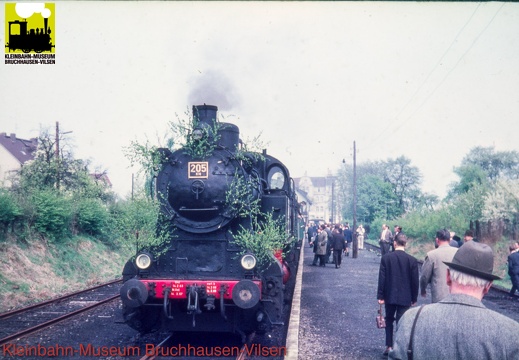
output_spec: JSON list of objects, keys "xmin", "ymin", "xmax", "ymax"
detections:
[
  {"xmin": 192, "ymin": 104, "xmax": 218, "ymax": 127},
  {"xmin": 44, "ymin": 18, "xmax": 48, "ymax": 34},
  {"xmin": 192, "ymin": 104, "xmax": 240, "ymax": 150}
]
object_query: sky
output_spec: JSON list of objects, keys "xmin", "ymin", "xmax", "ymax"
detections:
[{"xmin": 2, "ymin": 1, "xmax": 518, "ymax": 199}]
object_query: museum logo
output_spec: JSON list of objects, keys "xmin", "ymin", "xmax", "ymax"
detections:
[{"xmin": 4, "ymin": 3, "xmax": 55, "ymax": 64}]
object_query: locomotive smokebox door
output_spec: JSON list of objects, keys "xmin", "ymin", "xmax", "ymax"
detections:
[{"xmin": 156, "ymin": 150, "xmax": 246, "ymax": 234}]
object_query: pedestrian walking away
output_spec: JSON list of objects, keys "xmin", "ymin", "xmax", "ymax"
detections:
[
  {"xmin": 420, "ymin": 228, "xmax": 458, "ymax": 303},
  {"xmin": 377, "ymin": 233, "xmax": 419, "ymax": 356},
  {"xmin": 330, "ymin": 224, "xmax": 346, "ymax": 269}
]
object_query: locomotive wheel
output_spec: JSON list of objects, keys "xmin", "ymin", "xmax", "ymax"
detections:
[
  {"xmin": 35, "ymin": 49, "xmax": 43, "ymax": 53},
  {"xmin": 122, "ymin": 304, "xmax": 160, "ymax": 333},
  {"xmin": 22, "ymin": 49, "xmax": 31, "ymax": 53}
]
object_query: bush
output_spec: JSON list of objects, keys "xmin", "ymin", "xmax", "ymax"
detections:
[
  {"xmin": 108, "ymin": 193, "xmax": 167, "ymax": 255},
  {"xmin": 76, "ymin": 198, "xmax": 109, "ymax": 236},
  {"xmin": 0, "ymin": 189, "xmax": 22, "ymax": 236},
  {"xmin": 32, "ymin": 190, "xmax": 72, "ymax": 241},
  {"xmin": 395, "ymin": 209, "xmax": 448, "ymax": 242},
  {"xmin": 375, "ymin": 205, "xmax": 469, "ymax": 245}
]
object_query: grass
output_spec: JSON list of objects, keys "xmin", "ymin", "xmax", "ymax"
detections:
[{"xmin": 0, "ymin": 236, "xmax": 132, "ymax": 313}]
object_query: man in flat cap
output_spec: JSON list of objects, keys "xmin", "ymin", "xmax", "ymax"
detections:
[{"xmin": 390, "ymin": 241, "xmax": 519, "ymax": 360}]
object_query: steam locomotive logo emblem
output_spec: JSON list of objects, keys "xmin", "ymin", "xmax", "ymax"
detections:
[{"xmin": 4, "ymin": 3, "xmax": 55, "ymax": 54}]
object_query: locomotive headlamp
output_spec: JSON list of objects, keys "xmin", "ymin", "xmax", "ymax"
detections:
[
  {"xmin": 240, "ymin": 254, "xmax": 257, "ymax": 270},
  {"xmin": 192, "ymin": 128, "xmax": 204, "ymax": 140},
  {"xmin": 267, "ymin": 166, "xmax": 286, "ymax": 190},
  {"xmin": 135, "ymin": 253, "xmax": 152, "ymax": 270}
]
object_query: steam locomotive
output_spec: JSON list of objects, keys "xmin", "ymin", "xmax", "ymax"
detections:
[{"xmin": 120, "ymin": 105, "xmax": 302, "ymax": 338}]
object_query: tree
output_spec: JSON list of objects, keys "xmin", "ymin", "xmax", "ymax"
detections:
[
  {"xmin": 383, "ymin": 156, "xmax": 422, "ymax": 215},
  {"xmin": 407, "ymin": 192, "xmax": 439, "ymax": 213},
  {"xmin": 339, "ymin": 156, "xmax": 423, "ymax": 223},
  {"xmin": 356, "ymin": 175, "xmax": 397, "ymax": 224},
  {"xmin": 448, "ymin": 164, "xmax": 490, "ymax": 197},
  {"xmin": 483, "ymin": 179, "xmax": 519, "ymax": 221},
  {"xmin": 12, "ymin": 130, "xmax": 100, "ymax": 194},
  {"xmin": 461, "ymin": 146, "xmax": 519, "ymax": 183},
  {"xmin": 447, "ymin": 146, "xmax": 519, "ymax": 222},
  {"xmin": 6, "ymin": 129, "xmax": 116, "ymax": 241}
]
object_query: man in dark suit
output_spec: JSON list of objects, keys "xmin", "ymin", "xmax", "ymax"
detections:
[
  {"xmin": 377, "ymin": 233, "xmax": 419, "ymax": 356},
  {"xmin": 391, "ymin": 225, "xmax": 402, "ymax": 252},
  {"xmin": 330, "ymin": 224, "xmax": 346, "ymax": 268},
  {"xmin": 343, "ymin": 224, "xmax": 353, "ymax": 257}
]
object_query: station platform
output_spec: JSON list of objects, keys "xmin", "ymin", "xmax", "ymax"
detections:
[{"xmin": 284, "ymin": 243, "xmax": 431, "ymax": 360}]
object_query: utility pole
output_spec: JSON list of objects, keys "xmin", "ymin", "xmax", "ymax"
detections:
[
  {"xmin": 331, "ymin": 179, "xmax": 335, "ymax": 223},
  {"xmin": 55, "ymin": 121, "xmax": 60, "ymax": 190},
  {"xmin": 352, "ymin": 141, "xmax": 358, "ymax": 259},
  {"xmin": 55, "ymin": 122, "xmax": 72, "ymax": 191}
]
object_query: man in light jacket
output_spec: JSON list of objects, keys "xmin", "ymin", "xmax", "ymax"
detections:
[{"xmin": 419, "ymin": 229, "xmax": 458, "ymax": 303}]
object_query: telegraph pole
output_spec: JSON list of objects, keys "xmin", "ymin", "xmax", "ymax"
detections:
[
  {"xmin": 55, "ymin": 122, "xmax": 72, "ymax": 191},
  {"xmin": 331, "ymin": 179, "xmax": 335, "ymax": 223},
  {"xmin": 352, "ymin": 141, "xmax": 358, "ymax": 259},
  {"xmin": 55, "ymin": 121, "xmax": 60, "ymax": 190}
]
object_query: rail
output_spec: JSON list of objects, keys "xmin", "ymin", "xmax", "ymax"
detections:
[{"xmin": 0, "ymin": 279, "xmax": 121, "ymax": 345}]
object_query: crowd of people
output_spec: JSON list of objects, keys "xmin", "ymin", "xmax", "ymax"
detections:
[
  {"xmin": 305, "ymin": 220, "xmax": 519, "ymax": 359},
  {"xmin": 307, "ymin": 222, "xmax": 355, "ymax": 269}
]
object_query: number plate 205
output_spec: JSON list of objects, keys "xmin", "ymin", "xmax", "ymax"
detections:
[{"xmin": 188, "ymin": 162, "xmax": 209, "ymax": 179}]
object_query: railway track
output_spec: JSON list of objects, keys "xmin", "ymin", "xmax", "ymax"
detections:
[
  {"xmin": 0, "ymin": 279, "xmax": 121, "ymax": 345},
  {"xmin": 137, "ymin": 332, "xmax": 258, "ymax": 360}
]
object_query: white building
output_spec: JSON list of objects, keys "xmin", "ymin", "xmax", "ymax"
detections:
[{"xmin": 294, "ymin": 173, "xmax": 339, "ymax": 224}]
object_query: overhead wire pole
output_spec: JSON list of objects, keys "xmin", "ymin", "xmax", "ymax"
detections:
[
  {"xmin": 331, "ymin": 179, "xmax": 335, "ymax": 223},
  {"xmin": 55, "ymin": 122, "xmax": 72, "ymax": 192},
  {"xmin": 352, "ymin": 141, "xmax": 358, "ymax": 259},
  {"xmin": 55, "ymin": 121, "xmax": 60, "ymax": 191}
]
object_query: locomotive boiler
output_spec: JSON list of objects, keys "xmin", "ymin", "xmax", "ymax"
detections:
[{"xmin": 120, "ymin": 105, "xmax": 301, "ymax": 338}]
